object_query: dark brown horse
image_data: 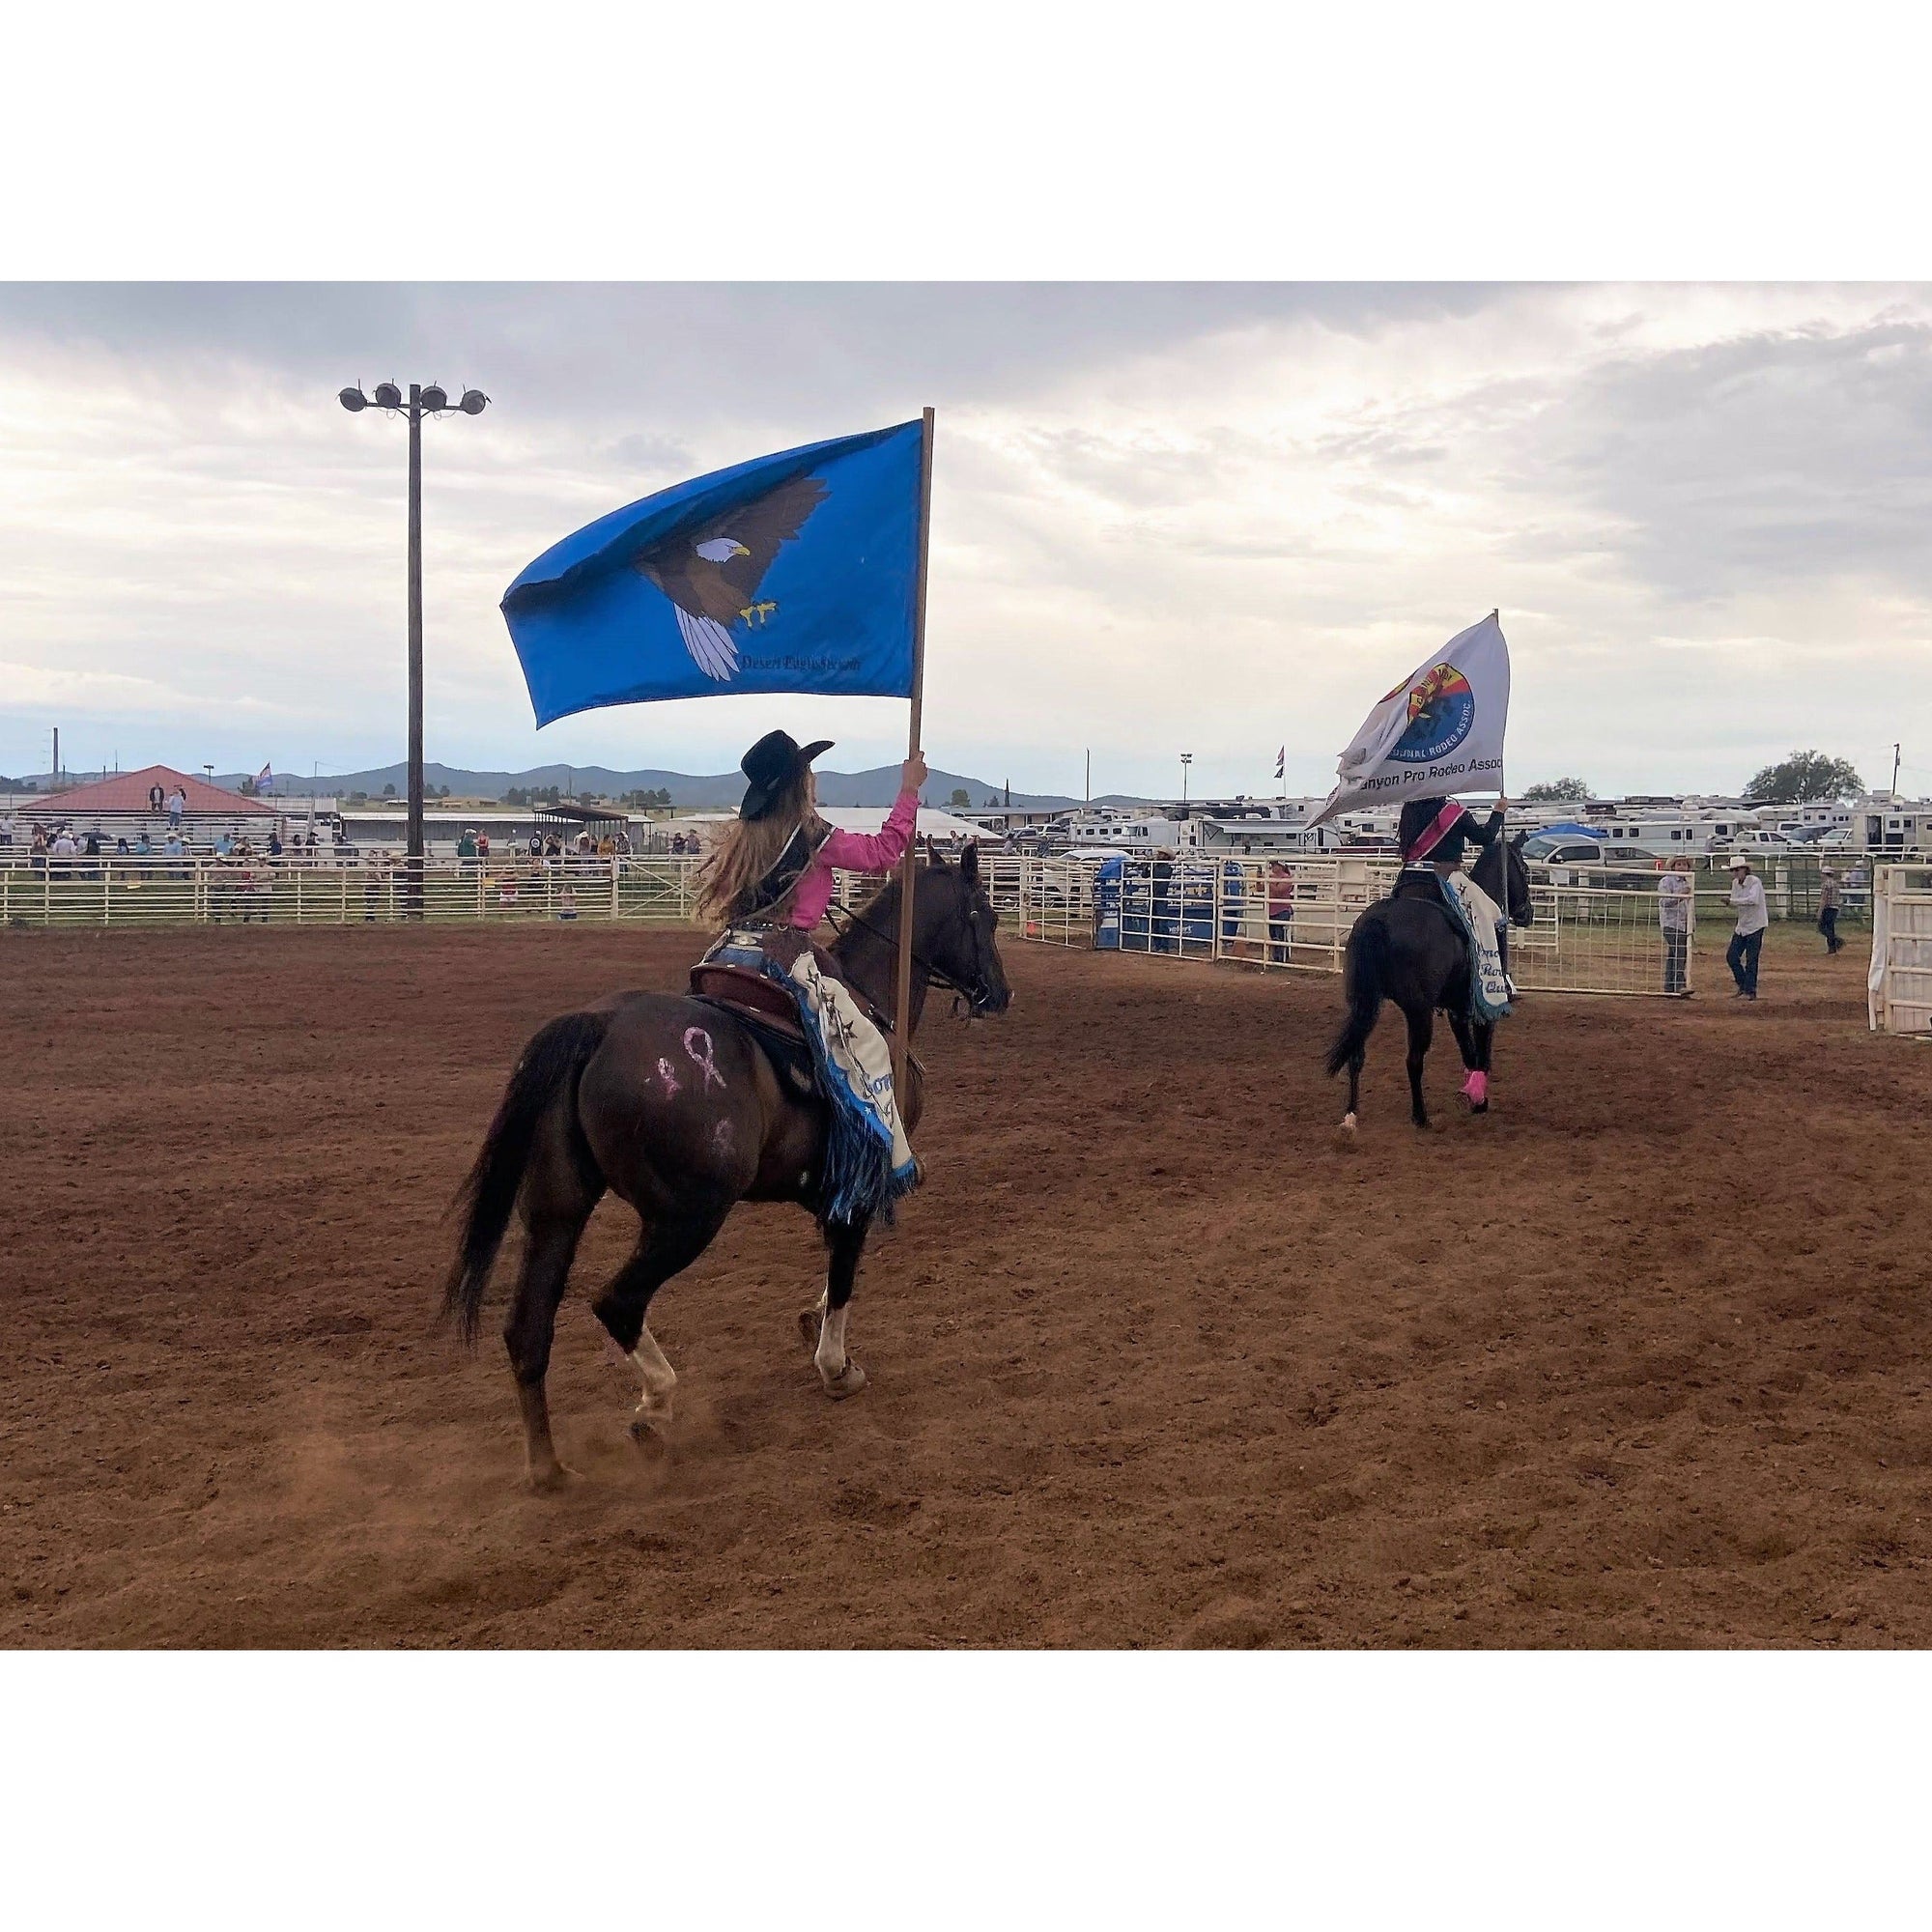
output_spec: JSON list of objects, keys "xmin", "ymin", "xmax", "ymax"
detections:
[
  {"xmin": 443, "ymin": 844, "xmax": 1011, "ymax": 1488},
  {"xmin": 1325, "ymin": 833, "xmax": 1533, "ymax": 1133}
]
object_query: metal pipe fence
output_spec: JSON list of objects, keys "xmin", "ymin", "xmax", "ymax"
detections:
[
  {"xmin": 0, "ymin": 853, "xmax": 707, "ymax": 928},
  {"xmin": 0, "ymin": 853, "xmax": 933, "ymax": 935},
  {"xmin": 990, "ymin": 854, "xmax": 1701, "ymax": 998}
]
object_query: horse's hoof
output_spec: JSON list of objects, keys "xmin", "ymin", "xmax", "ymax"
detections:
[
  {"xmin": 1333, "ymin": 1116, "xmax": 1359, "ymax": 1152},
  {"xmin": 1468, "ymin": 1100, "xmax": 1490, "ymax": 1116},
  {"xmin": 526, "ymin": 1462, "xmax": 582, "ymax": 1493},
  {"xmin": 629, "ymin": 1396, "xmax": 674, "ymax": 1441},
  {"xmin": 820, "ymin": 1360, "xmax": 867, "ymax": 1400},
  {"xmin": 798, "ymin": 1305, "xmax": 824, "ymax": 1352}
]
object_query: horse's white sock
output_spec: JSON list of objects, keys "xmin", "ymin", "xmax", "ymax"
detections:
[{"xmin": 815, "ymin": 1301, "xmax": 850, "ymax": 1378}]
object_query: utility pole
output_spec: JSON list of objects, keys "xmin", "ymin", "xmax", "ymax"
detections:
[
  {"xmin": 51, "ymin": 726, "xmax": 58, "ymax": 787},
  {"xmin": 1893, "ymin": 742, "xmax": 1902, "ymax": 802},
  {"xmin": 1085, "ymin": 748, "xmax": 1090, "ymax": 804}
]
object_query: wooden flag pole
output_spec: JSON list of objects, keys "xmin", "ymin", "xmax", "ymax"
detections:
[{"xmin": 891, "ymin": 407, "xmax": 936, "ymax": 1094}]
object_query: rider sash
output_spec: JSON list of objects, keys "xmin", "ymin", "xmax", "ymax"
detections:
[{"xmin": 1406, "ymin": 798, "xmax": 1467, "ymax": 864}]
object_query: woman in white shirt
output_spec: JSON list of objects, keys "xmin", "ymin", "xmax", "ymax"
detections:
[{"xmin": 1726, "ymin": 854, "xmax": 1768, "ymax": 1000}]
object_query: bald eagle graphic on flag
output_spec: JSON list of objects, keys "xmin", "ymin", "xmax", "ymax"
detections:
[
  {"xmin": 501, "ymin": 422, "xmax": 923, "ymax": 725},
  {"xmin": 631, "ymin": 473, "xmax": 829, "ymax": 682}
]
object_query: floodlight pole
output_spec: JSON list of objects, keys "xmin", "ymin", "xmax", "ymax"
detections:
[
  {"xmin": 407, "ymin": 384, "xmax": 425, "ymax": 909},
  {"xmin": 339, "ymin": 377, "xmax": 489, "ymax": 917}
]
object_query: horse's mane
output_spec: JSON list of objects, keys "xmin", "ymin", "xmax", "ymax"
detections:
[{"xmin": 848, "ymin": 858, "xmax": 954, "ymax": 928}]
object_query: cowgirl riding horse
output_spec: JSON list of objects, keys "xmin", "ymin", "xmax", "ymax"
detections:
[
  {"xmin": 1395, "ymin": 792, "xmax": 1512, "ymax": 998},
  {"xmin": 1326, "ymin": 792, "xmax": 1521, "ymax": 1130},
  {"xmin": 696, "ymin": 728, "xmax": 927, "ymax": 1225},
  {"xmin": 443, "ymin": 728, "xmax": 1012, "ymax": 1487}
]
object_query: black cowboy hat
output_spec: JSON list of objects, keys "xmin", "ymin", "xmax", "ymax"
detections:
[{"xmin": 739, "ymin": 729, "xmax": 833, "ymax": 821}]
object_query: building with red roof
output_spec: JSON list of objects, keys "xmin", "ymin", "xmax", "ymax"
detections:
[{"xmin": 31, "ymin": 765, "xmax": 284, "ymax": 824}]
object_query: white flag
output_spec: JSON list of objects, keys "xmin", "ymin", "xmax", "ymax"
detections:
[{"xmin": 1305, "ymin": 612, "xmax": 1510, "ymax": 831}]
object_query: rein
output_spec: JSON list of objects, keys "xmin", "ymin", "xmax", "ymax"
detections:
[{"xmin": 824, "ymin": 894, "xmax": 994, "ymax": 1016}]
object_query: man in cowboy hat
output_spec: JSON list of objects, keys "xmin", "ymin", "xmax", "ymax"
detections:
[
  {"xmin": 1725, "ymin": 853, "xmax": 1768, "ymax": 1000},
  {"xmin": 1817, "ymin": 865, "xmax": 1844, "ymax": 954}
]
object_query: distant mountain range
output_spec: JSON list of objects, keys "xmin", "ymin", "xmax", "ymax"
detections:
[{"xmin": 7, "ymin": 761, "xmax": 1155, "ymax": 811}]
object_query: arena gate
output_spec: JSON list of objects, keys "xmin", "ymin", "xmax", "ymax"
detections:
[
  {"xmin": 986, "ymin": 854, "xmax": 1695, "ymax": 998},
  {"xmin": 1867, "ymin": 864, "xmax": 1932, "ymax": 1034}
]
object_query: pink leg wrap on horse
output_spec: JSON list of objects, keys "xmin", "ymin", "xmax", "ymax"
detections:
[{"xmin": 1462, "ymin": 1070, "xmax": 1489, "ymax": 1104}]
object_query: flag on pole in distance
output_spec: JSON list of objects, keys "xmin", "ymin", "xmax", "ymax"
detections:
[
  {"xmin": 255, "ymin": 763, "xmax": 274, "ymax": 795},
  {"xmin": 501, "ymin": 421, "xmax": 924, "ymax": 726},
  {"xmin": 1274, "ymin": 745, "xmax": 1286, "ymax": 780},
  {"xmin": 1305, "ymin": 612, "xmax": 1510, "ymax": 830}
]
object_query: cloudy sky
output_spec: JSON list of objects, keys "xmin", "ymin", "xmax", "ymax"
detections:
[{"xmin": 3, "ymin": 281, "xmax": 1929, "ymax": 799}]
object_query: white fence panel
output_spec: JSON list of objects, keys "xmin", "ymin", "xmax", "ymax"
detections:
[
  {"xmin": 1869, "ymin": 865, "xmax": 1932, "ymax": 1034},
  {"xmin": 0, "ymin": 853, "xmax": 705, "ymax": 929}
]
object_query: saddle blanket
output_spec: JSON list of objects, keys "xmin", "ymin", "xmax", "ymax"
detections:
[
  {"xmin": 711, "ymin": 930, "xmax": 916, "ymax": 1211},
  {"xmin": 1437, "ymin": 874, "xmax": 1512, "ymax": 1021}
]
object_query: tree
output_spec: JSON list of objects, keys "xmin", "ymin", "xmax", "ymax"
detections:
[
  {"xmin": 1743, "ymin": 751, "xmax": 1863, "ymax": 804},
  {"xmin": 1520, "ymin": 778, "xmax": 1591, "ymax": 804},
  {"xmin": 949, "ymin": 787, "xmax": 971, "ymax": 809},
  {"xmin": 238, "ymin": 776, "xmax": 256, "ymax": 796},
  {"xmin": 382, "ymin": 782, "xmax": 396, "ymax": 798}
]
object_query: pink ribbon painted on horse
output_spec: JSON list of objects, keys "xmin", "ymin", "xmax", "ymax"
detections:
[
  {"xmin": 683, "ymin": 1026, "xmax": 725, "ymax": 1092},
  {"xmin": 1462, "ymin": 1069, "xmax": 1488, "ymax": 1105}
]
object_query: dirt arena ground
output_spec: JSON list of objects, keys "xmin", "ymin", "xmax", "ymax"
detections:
[{"xmin": 5, "ymin": 920, "xmax": 1928, "ymax": 1648}]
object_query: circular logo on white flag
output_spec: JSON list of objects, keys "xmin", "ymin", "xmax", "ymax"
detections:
[{"xmin": 1387, "ymin": 662, "xmax": 1474, "ymax": 763}]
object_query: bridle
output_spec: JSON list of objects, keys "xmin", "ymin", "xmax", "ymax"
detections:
[{"xmin": 825, "ymin": 880, "xmax": 1005, "ymax": 1018}]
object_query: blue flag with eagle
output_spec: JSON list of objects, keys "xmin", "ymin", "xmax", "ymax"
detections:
[{"xmin": 501, "ymin": 420, "xmax": 923, "ymax": 725}]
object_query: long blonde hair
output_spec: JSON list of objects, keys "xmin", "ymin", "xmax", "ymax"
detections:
[{"xmin": 696, "ymin": 767, "xmax": 826, "ymax": 926}]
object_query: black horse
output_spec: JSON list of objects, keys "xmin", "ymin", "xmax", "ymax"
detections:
[
  {"xmin": 443, "ymin": 845, "xmax": 1011, "ymax": 1489},
  {"xmin": 1325, "ymin": 833, "xmax": 1533, "ymax": 1133}
]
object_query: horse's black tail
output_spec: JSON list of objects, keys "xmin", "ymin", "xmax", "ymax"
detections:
[
  {"xmin": 441, "ymin": 1011, "xmax": 609, "ymax": 1346},
  {"xmin": 1325, "ymin": 913, "xmax": 1388, "ymax": 1077}
]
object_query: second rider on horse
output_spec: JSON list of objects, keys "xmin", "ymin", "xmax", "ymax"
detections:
[
  {"xmin": 1396, "ymin": 792, "xmax": 1513, "ymax": 1016},
  {"xmin": 695, "ymin": 729, "xmax": 928, "ymax": 1224}
]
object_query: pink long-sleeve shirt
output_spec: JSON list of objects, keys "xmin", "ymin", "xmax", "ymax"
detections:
[{"xmin": 782, "ymin": 789, "xmax": 920, "ymax": 929}]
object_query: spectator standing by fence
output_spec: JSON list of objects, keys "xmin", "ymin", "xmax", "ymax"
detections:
[
  {"xmin": 166, "ymin": 785, "xmax": 185, "ymax": 827},
  {"xmin": 1726, "ymin": 854, "xmax": 1767, "ymax": 1000},
  {"xmin": 1658, "ymin": 856, "xmax": 1693, "ymax": 996},
  {"xmin": 1265, "ymin": 860, "xmax": 1296, "ymax": 964},
  {"xmin": 1817, "ymin": 867, "xmax": 1843, "ymax": 954}
]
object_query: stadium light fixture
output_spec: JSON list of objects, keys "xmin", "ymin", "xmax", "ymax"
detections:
[{"xmin": 337, "ymin": 377, "xmax": 491, "ymax": 913}]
